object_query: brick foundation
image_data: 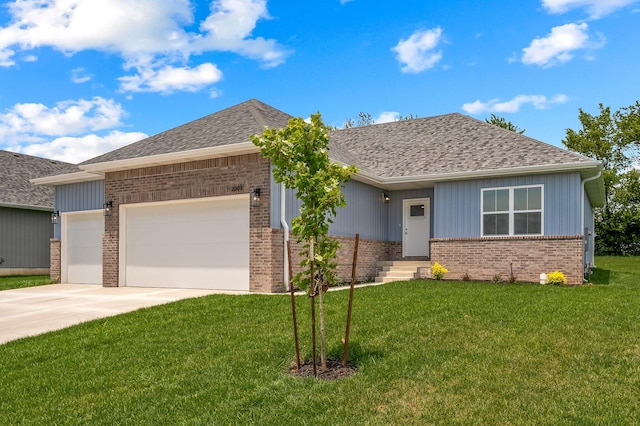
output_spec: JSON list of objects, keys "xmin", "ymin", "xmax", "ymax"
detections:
[
  {"xmin": 286, "ymin": 235, "xmax": 392, "ymax": 285},
  {"xmin": 49, "ymin": 238, "xmax": 61, "ymax": 282},
  {"xmin": 430, "ymin": 236, "xmax": 584, "ymax": 285}
]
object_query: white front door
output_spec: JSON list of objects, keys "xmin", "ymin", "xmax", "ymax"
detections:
[{"xmin": 403, "ymin": 198, "xmax": 430, "ymax": 257}]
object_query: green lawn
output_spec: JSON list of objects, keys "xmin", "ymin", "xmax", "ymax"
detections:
[
  {"xmin": 0, "ymin": 275, "xmax": 53, "ymax": 291},
  {"xmin": 1, "ymin": 257, "xmax": 638, "ymax": 425}
]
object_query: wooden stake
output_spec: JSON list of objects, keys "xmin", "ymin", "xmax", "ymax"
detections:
[
  {"xmin": 287, "ymin": 241, "xmax": 301, "ymax": 370},
  {"xmin": 342, "ymin": 233, "xmax": 359, "ymax": 367}
]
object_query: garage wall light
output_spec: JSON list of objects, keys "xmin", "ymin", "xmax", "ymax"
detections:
[
  {"xmin": 51, "ymin": 210, "xmax": 60, "ymax": 224},
  {"xmin": 251, "ymin": 188, "xmax": 261, "ymax": 207},
  {"xmin": 103, "ymin": 201, "xmax": 113, "ymax": 217}
]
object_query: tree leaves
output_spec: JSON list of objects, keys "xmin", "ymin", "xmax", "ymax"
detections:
[{"xmin": 251, "ymin": 112, "xmax": 358, "ymax": 289}]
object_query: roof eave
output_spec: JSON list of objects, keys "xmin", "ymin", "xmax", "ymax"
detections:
[
  {"xmin": 81, "ymin": 143, "xmax": 260, "ymax": 174},
  {"xmin": 0, "ymin": 202, "xmax": 52, "ymax": 212},
  {"xmin": 31, "ymin": 171, "xmax": 104, "ymax": 186},
  {"xmin": 349, "ymin": 160, "xmax": 602, "ymax": 190}
]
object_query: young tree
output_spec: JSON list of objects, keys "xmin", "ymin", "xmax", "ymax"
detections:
[
  {"xmin": 485, "ymin": 113, "xmax": 525, "ymax": 134},
  {"xmin": 251, "ymin": 113, "xmax": 358, "ymax": 372},
  {"xmin": 563, "ymin": 101, "xmax": 640, "ymax": 255}
]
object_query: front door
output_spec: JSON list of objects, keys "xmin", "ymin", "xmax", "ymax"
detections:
[{"xmin": 403, "ymin": 198, "xmax": 430, "ymax": 257}]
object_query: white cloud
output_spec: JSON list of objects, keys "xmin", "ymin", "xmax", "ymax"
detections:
[
  {"xmin": 541, "ymin": 0, "xmax": 638, "ymax": 19},
  {"xmin": 375, "ymin": 112, "xmax": 400, "ymax": 123},
  {"xmin": 340, "ymin": 0, "xmax": 355, "ymax": 4},
  {"xmin": 1, "ymin": 96, "xmax": 146, "ymax": 163},
  {"xmin": 71, "ymin": 67, "xmax": 92, "ymax": 84},
  {"xmin": 0, "ymin": 0, "xmax": 288, "ymax": 91},
  {"xmin": 392, "ymin": 27, "xmax": 443, "ymax": 73},
  {"xmin": 0, "ymin": 97, "xmax": 125, "ymax": 139},
  {"xmin": 521, "ymin": 23, "xmax": 604, "ymax": 67},
  {"xmin": 119, "ymin": 62, "xmax": 223, "ymax": 93},
  {"xmin": 10, "ymin": 131, "xmax": 148, "ymax": 163},
  {"xmin": 462, "ymin": 94, "xmax": 569, "ymax": 114}
]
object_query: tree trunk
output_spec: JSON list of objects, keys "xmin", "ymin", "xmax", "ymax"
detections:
[{"xmin": 318, "ymin": 276, "xmax": 327, "ymax": 372}]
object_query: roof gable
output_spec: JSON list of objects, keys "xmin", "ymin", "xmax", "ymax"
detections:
[
  {"xmin": 82, "ymin": 99, "xmax": 292, "ymax": 165},
  {"xmin": 0, "ymin": 150, "xmax": 77, "ymax": 209}
]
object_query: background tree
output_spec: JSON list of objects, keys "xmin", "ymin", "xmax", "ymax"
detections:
[
  {"xmin": 252, "ymin": 113, "xmax": 358, "ymax": 372},
  {"xmin": 343, "ymin": 112, "xmax": 419, "ymax": 128},
  {"xmin": 485, "ymin": 113, "xmax": 525, "ymax": 134},
  {"xmin": 563, "ymin": 101, "xmax": 640, "ymax": 255}
]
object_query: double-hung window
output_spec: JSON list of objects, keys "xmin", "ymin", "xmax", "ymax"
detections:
[{"xmin": 481, "ymin": 185, "xmax": 543, "ymax": 236}]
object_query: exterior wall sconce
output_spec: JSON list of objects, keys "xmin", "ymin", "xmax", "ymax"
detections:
[
  {"xmin": 103, "ymin": 201, "xmax": 113, "ymax": 217},
  {"xmin": 383, "ymin": 192, "xmax": 390, "ymax": 203},
  {"xmin": 51, "ymin": 211, "xmax": 60, "ymax": 224},
  {"xmin": 251, "ymin": 188, "xmax": 261, "ymax": 207}
]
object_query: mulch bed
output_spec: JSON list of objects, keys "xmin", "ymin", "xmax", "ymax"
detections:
[{"xmin": 289, "ymin": 358, "xmax": 357, "ymax": 380}]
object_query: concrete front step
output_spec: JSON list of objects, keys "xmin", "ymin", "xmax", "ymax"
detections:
[{"xmin": 374, "ymin": 260, "xmax": 431, "ymax": 283}]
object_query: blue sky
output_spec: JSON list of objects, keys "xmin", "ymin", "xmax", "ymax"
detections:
[{"xmin": 0, "ymin": 0, "xmax": 638, "ymax": 163}]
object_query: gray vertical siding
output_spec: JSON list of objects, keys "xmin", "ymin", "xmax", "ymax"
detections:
[
  {"xmin": 387, "ymin": 188, "xmax": 434, "ymax": 242},
  {"xmin": 54, "ymin": 180, "xmax": 105, "ymax": 238},
  {"xmin": 434, "ymin": 172, "xmax": 582, "ymax": 238},
  {"xmin": 0, "ymin": 207, "xmax": 52, "ymax": 268},
  {"xmin": 280, "ymin": 179, "xmax": 389, "ymax": 241},
  {"xmin": 329, "ymin": 180, "xmax": 388, "ymax": 240}
]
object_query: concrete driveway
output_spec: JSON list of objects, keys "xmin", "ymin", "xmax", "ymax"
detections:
[{"xmin": 0, "ymin": 284, "xmax": 227, "ymax": 345}]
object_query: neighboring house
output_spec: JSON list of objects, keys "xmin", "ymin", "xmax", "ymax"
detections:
[
  {"xmin": 33, "ymin": 99, "xmax": 604, "ymax": 290},
  {"xmin": 0, "ymin": 150, "xmax": 77, "ymax": 276}
]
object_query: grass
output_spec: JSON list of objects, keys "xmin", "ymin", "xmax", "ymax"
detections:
[
  {"xmin": 0, "ymin": 275, "xmax": 53, "ymax": 291},
  {"xmin": 1, "ymin": 256, "xmax": 639, "ymax": 425}
]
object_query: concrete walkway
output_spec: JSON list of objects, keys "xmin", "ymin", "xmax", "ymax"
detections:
[{"xmin": 0, "ymin": 284, "xmax": 234, "ymax": 345}]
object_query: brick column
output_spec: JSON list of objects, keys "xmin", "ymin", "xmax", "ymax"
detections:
[{"xmin": 50, "ymin": 238, "xmax": 61, "ymax": 282}]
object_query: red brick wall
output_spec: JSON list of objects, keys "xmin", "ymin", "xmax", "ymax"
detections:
[
  {"xmin": 430, "ymin": 236, "xmax": 584, "ymax": 285},
  {"xmin": 102, "ymin": 154, "xmax": 278, "ymax": 290},
  {"xmin": 50, "ymin": 238, "xmax": 61, "ymax": 282}
]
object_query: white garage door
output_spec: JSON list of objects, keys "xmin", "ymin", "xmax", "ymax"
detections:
[
  {"xmin": 63, "ymin": 211, "xmax": 104, "ymax": 284},
  {"xmin": 121, "ymin": 195, "xmax": 249, "ymax": 291}
]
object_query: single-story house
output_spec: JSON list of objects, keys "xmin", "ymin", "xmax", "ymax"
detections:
[
  {"xmin": 1, "ymin": 150, "xmax": 76, "ymax": 276},
  {"xmin": 33, "ymin": 99, "xmax": 604, "ymax": 290}
]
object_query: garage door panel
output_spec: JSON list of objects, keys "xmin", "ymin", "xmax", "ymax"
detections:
[
  {"xmin": 65, "ymin": 211, "xmax": 103, "ymax": 284},
  {"xmin": 126, "ymin": 241, "xmax": 248, "ymax": 269},
  {"xmin": 126, "ymin": 220, "xmax": 248, "ymax": 246},
  {"xmin": 123, "ymin": 196, "xmax": 249, "ymax": 291}
]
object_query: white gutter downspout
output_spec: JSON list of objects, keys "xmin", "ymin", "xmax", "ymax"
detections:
[
  {"xmin": 581, "ymin": 169, "xmax": 602, "ymax": 275},
  {"xmin": 281, "ymin": 182, "xmax": 290, "ymax": 291}
]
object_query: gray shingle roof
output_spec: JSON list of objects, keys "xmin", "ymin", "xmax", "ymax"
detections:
[
  {"xmin": 329, "ymin": 113, "xmax": 594, "ymax": 177},
  {"xmin": 63, "ymin": 100, "xmax": 596, "ymax": 183},
  {"xmin": 0, "ymin": 150, "xmax": 77, "ymax": 209},
  {"xmin": 82, "ymin": 99, "xmax": 293, "ymax": 165}
]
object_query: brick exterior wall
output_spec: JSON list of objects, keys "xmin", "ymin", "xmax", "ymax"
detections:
[
  {"xmin": 50, "ymin": 238, "xmax": 61, "ymax": 282},
  {"xmin": 430, "ymin": 236, "xmax": 584, "ymax": 285},
  {"xmin": 285, "ymin": 234, "xmax": 392, "ymax": 286},
  {"xmin": 102, "ymin": 153, "xmax": 281, "ymax": 291}
]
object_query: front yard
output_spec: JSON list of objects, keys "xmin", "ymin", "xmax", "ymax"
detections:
[{"xmin": 0, "ymin": 257, "xmax": 638, "ymax": 424}]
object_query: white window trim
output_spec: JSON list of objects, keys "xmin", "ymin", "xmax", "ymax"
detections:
[{"xmin": 481, "ymin": 184, "xmax": 544, "ymax": 236}]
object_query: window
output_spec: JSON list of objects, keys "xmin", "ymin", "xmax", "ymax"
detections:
[{"xmin": 481, "ymin": 185, "xmax": 543, "ymax": 236}]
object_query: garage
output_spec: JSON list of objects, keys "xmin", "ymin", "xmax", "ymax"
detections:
[
  {"xmin": 62, "ymin": 210, "xmax": 104, "ymax": 284},
  {"xmin": 120, "ymin": 195, "xmax": 249, "ymax": 291}
]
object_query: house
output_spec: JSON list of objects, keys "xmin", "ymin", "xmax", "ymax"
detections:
[
  {"xmin": 33, "ymin": 99, "xmax": 604, "ymax": 290},
  {"xmin": 0, "ymin": 150, "xmax": 77, "ymax": 276}
]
